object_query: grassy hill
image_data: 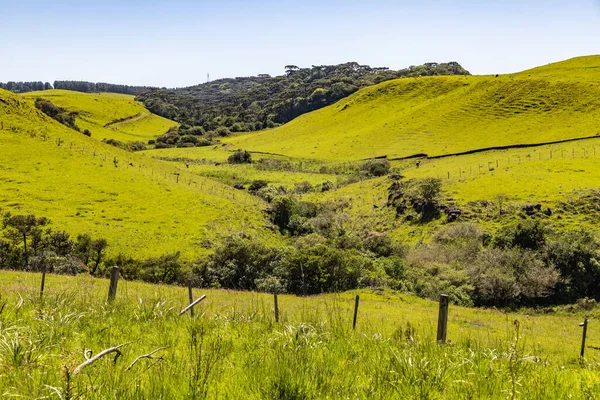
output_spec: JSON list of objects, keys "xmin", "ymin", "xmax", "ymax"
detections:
[
  {"xmin": 2, "ymin": 270, "xmax": 600, "ymax": 398},
  {"xmin": 22, "ymin": 90, "xmax": 177, "ymax": 143},
  {"xmin": 223, "ymin": 56, "xmax": 600, "ymax": 161},
  {"xmin": 0, "ymin": 88, "xmax": 273, "ymax": 259}
]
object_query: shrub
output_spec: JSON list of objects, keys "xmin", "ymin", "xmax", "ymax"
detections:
[
  {"xmin": 248, "ymin": 179, "xmax": 268, "ymax": 192},
  {"xmin": 193, "ymin": 236, "xmax": 288, "ymax": 290},
  {"xmin": 216, "ymin": 126, "xmax": 231, "ymax": 137},
  {"xmin": 493, "ymin": 220, "xmax": 548, "ymax": 251},
  {"xmin": 469, "ymin": 248, "xmax": 560, "ymax": 306},
  {"xmin": 228, "ymin": 150, "xmax": 252, "ymax": 164},
  {"xmin": 360, "ymin": 159, "xmax": 391, "ymax": 177},
  {"xmin": 293, "ymin": 181, "xmax": 314, "ymax": 194},
  {"xmin": 416, "ymin": 178, "xmax": 442, "ymax": 203},
  {"xmin": 82, "ymin": 129, "xmax": 92, "ymax": 137}
]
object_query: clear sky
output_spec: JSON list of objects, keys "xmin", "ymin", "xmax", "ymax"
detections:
[{"xmin": 1, "ymin": 0, "xmax": 599, "ymax": 87}]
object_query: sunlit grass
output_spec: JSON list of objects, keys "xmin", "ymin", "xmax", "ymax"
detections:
[
  {"xmin": 22, "ymin": 90, "xmax": 178, "ymax": 143},
  {"xmin": 1, "ymin": 270, "xmax": 599, "ymax": 398}
]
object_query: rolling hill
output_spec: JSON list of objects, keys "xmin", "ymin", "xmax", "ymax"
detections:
[
  {"xmin": 0, "ymin": 88, "xmax": 273, "ymax": 259},
  {"xmin": 223, "ymin": 56, "xmax": 600, "ymax": 161},
  {"xmin": 22, "ymin": 89, "xmax": 178, "ymax": 143}
]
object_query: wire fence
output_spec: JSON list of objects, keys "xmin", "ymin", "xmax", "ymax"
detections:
[{"xmin": 0, "ymin": 122, "xmax": 265, "ymax": 207}]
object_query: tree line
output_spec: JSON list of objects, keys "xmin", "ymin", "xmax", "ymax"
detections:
[
  {"xmin": 136, "ymin": 61, "xmax": 470, "ymax": 146},
  {"xmin": 0, "ymin": 80, "xmax": 156, "ymax": 95},
  {"xmin": 0, "ymin": 81, "xmax": 52, "ymax": 93},
  {"xmin": 53, "ymin": 81, "xmax": 156, "ymax": 95}
]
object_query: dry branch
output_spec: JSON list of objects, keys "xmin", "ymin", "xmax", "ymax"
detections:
[
  {"xmin": 73, "ymin": 342, "xmax": 132, "ymax": 374},
  {"xmin": 179, "ymin": 295, "xmax": 206, "ymax": 316},
  {"xmin": 125, "ymin": 347, "xmax": 167, "ymax": 371}
]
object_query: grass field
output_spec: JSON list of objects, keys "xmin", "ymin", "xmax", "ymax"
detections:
[
  {"xmin": 22, "ymin": 90, "xmax": 178, "ymax": 143},
  {"xmin": 0, "ymin": 89, "xmax": 274, "ymax": 259},
  {"xmin": 1, "ymin": 270, "xmax": 600, "ymax": 398},
  {"xmin": 221, "ymin": 56, "xmax": 600, "ymax": 161}
]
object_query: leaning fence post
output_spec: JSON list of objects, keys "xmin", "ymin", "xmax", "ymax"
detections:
[
  {"xmin": 40, "ymin": 263, "xmax": 47, "ymax": 299},
  {"xmin": 437, "ymin": 294, "xmax": 449, "ymax": 344},
  {"xmin": 580, "ymin": 317, "xmax": 589, "ymax": 361},
  {"xmin": 274, "ymin": 293, "xmax": 279, "ymax": 323},
  {"xmin": 353, "ymin": 295, "xmax": 360, "ymax": 330},
  {"xmin": 187, "ymin": 280, "xmax": 195, "ymax": 317},
  {"xmin": 107, "ymin": 266, "xmax": 119, "ymax": 302}
]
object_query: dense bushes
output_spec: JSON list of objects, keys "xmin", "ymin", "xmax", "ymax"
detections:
[
  {"xmin": 193, "ymin": 235, "xmax": 394, "ymax": 295},
  {"xmin": 35, "ymin": 98, "xmax": 80, "ymax": 131},
  {"xmin": 4, "ymin": 209, "xmax": 600, "ymax": 308}
]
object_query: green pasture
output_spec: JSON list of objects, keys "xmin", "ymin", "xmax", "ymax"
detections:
[
  {"xmin": 22, "ymin": 90, "xmax": 177, "ymax": 143},
  {"xmin": 1, "ymin": 270, "xmax": 600, "ymax": 398},
  {"xmin": 0, "ymin": 89, "xmax": 273, "ymax": 259},
  {"xmin": 223, "ymin": 56, "xmax": 600, "ymax": 161}
]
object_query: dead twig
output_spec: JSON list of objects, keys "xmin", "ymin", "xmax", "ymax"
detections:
[
  {"xmin": 179, "ymin": 295, "xmax": 206, "ymax": 316},
  {"xmin": 125, "ymin": 347, "xmax": 167, "ymax": 371},
  {"xmin": 73, "ymin": 342, "xmax": 132, "ymax": 374}
]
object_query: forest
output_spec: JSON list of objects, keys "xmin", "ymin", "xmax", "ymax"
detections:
[{"xmin": 136, "ymin": 61, "xmax": 470, "ymax": 145}]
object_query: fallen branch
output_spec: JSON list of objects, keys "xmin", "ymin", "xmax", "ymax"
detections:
[
  {"xmin": 73, "ymin": 342, "xmax": 132, "ymax": 374},
  {"xmin": 125, "ymin": 347, "xmax": 167, "ymax": 371},
  {"xmin": 179, "ymin": 295, "xmax": 206, "ymax": 316}
]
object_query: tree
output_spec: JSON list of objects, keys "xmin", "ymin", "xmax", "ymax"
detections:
[
  {"xmin": 2, "ymin": 213, "xmax": 50, "ymax": 267},
  {"xmin": 47, "ymin": 230, "xmax": 74, "ymax": 256},
  {"xmin": 417, "ymin": 178, "xmax": 442, "ymax": 203},
  {"xmin": 90, "ymin": 238, "xmax": 108, "ymax": 275},
  {"xmin": 75, "ymin": 233, "xmax": 93, "ymax": 265}
]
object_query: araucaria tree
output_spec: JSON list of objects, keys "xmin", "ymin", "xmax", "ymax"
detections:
[{"xmin": 2, "ymin": 213, "xmax": 50, "ymax": 267}]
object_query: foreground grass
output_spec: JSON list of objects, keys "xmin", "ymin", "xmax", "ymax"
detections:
[{"xmin": 1, "ymin": 270, "xmax": 600, "ymax": 399}]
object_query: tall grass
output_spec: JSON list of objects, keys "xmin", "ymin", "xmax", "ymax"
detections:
[{"xmin": 1, "ymin": 270, "xmax": 600, "ymax": 398}]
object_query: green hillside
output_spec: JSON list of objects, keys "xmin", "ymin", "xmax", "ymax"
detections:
[
  {"xmin": 0, "ymin": 88, "xmax": 272, "ymax": 259},
  {"xmin": 224, "ymin": 56, "xmax": 600, "ymax": 161},
  {"xmin": 22, "ymin": 89, "xmax": 178, "ymax": 143}
]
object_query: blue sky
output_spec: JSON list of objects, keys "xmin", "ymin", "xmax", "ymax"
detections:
[{"xmin": 1, "ymin": 0, "xmax": 599, "ymax": 87}]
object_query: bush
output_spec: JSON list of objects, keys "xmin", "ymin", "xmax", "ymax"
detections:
[
  {"xmin": 248, "ymin": 179, "xmax": 268, "ymax": 192},
  {"xmin": 216, "ymin": 126, "xmax": 231, "ymax": 137},
  {"xmin": 228, "ymin": 150, "xmax": 252, "ymax": 164},
  {"xmin": 416, "ymin": 178, "xmax": 442, "ymax": 203},
  {"xmin": 493, "ymin": 220, "xmax": 548, "ymax": 251},
  {"xmin": 82, "ymin": 129, "xmax": 92, "ymax": 137},
  {"xmin": 469, "ymin": 248, "xmax": 560, "ymax": 306},
  {"xmin": 360, "ymin": 159, "xmax": 390, "ymax": 177},
  {"xmin": 293, "ymin": 181, "xmax": 314, "ymax": 194},
  {"xmin": 193, "ymin": 236, "xmax": 288, "ymax": 290}
]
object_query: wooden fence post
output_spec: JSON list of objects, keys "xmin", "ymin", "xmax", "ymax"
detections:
[
  {"xmin": 40, "ymin": 263, "xmax": 47, "ymax": 299},
  {"xmin": 580, "ymin": 317, "xmax": 589, "ymax": 361},
  {"xmin": 188, "ymin": 280, "xmax": 195, "ymax": 317},
  {"xmin": 274, "ymin": 293, "xmax": 279, "ymax": 323},
  {"xmin": 353, "ymin": 295, "xmax": 360, "ymax": 330},
  {"xmin": 437, "ymin": 294, "xmax": 449, "ymax": 344},
  {"xmin": 107, "ymin": 266, "xmax": 119, "ymax": 302}
]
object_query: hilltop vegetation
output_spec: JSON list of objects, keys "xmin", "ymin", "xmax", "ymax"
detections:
[
  {"xmin": 23, "ymin": 90, "xmax": 178, "ymax": 143},
  {"xmin": 136, "ymin": 61, "xmax": 469, "ymax": 144},
  {"xmin": 223, "ymin": 56, "xmax": 600, "ymax": 160}
]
